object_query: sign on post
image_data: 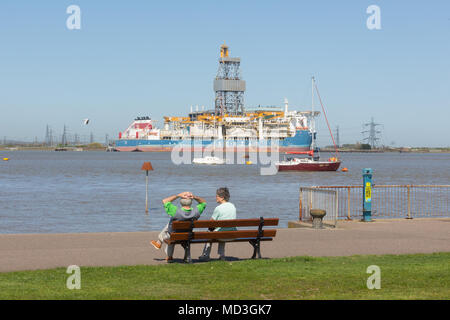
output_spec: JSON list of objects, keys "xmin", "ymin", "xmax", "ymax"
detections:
[{"xmin": 141, "ymin": 162, "xmax": 154, "ymax": 214}]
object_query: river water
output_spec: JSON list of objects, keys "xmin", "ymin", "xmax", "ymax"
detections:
[{"xmin": 0, "ymin": 150, "xmax": 449, "ymax": 234}]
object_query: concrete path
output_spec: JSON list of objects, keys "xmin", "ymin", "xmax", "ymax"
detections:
[{"xmin": 1, "ymin": 218, "xmax": 449, "ymax": 272}]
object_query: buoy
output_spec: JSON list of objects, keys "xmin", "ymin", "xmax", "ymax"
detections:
[
  {"xmin": 246, "ymin": 161, "xmax": 252, "ymax": 165},
  {"xmin": 342, "ymin": 167, "xmax": 348, "ymax": 172},
  {"xmin": 3, "ymin": 158, "xmax": 9, "ymax": 161}
]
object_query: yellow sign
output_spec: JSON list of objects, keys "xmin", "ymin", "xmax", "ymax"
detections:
[{"xmin": 365, "ymin": 182, "xmax": 372, "ymax": 202}]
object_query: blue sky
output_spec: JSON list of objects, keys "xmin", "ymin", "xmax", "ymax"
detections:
[{"xmin": 0, "ymin": 1, "xmax": 449, "ymax": 147}]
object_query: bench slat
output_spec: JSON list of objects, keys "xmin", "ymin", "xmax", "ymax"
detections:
[
  {"xmin": 169, "ymin": 229, "xmax": 276, "ymax": 242},
  {"xmin": 172, "ymin": 218, "xmax": 279, "ymax": 230},
  {"xmin": 170, "ymin": 237, "xmax": 274, "ymax": 245}
]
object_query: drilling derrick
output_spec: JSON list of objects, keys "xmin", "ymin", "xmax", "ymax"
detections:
[{"xmin": 214, "ymin": 43, "xmax": 246, "ymax": 116}]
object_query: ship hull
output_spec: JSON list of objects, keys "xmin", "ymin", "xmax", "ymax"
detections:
[
  {"xmin": 277, "ymin": 161, "xmax": 341, "ymax": 172},
  {"xmin": 115, "ymin": 130, "xmax": 312, "ymax": 153},
  {"xmin": 114, "ymin": 146, "xmax": 311, "ymax": 152}
]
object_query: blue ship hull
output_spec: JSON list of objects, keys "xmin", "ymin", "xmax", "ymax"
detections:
[{"xmin": 115, "ymin": 130, "xmax": 312, "ymax": 152}]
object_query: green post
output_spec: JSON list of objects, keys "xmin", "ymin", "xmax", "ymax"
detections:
[{"xmin": 362, "ymin": 168, "xmax": 373, "ymax": 221}]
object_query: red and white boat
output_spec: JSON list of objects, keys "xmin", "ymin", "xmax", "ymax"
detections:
[
  {"xmin": 276, "ymin": 77, "xmax": 342, "ymax": 172},
  {"xmin": 276, "ymin": 151, "xmax": 341, "ymax": 172}
]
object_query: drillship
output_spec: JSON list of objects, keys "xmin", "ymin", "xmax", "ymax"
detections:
[{"xmin": 115, "ymin": 43, "xmax": 318, "ymax": 152}]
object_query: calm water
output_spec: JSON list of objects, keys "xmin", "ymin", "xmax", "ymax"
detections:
[{"xmin": 0, "ymin": 150, "xmax": 449, "ymax": 234}]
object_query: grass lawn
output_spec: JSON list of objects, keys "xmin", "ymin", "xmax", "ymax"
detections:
[{"xmin": 0, "ymin": 253, "xmax": 449, "ymax": 299}]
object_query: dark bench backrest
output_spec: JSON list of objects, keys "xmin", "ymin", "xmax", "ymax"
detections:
[
  {"xmin": 172, "ymin": 218, "xmax": 279, "ymax": 231},
  {"xmin": 170, "ymin": 218, "xmax": 279, "ymax": 242}
]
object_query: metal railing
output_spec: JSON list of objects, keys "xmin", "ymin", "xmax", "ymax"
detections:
[
  {"xmin": 299, "ymin": 187, "xmax": 339, "ymax": 226},
  {"xmin": 307, "ymin": 185, "xmax": 450, "ymax": 220}
]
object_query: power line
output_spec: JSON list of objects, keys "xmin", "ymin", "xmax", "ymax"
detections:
[
  {"xmin": 61, "ymin": 125, "xmax": 68, "ymax": 146},
  {"xmin": 335, "ymin": 125, "xmax": 340, "ymax": 147},
  {"xmin": 362, "ymin": 117, "xmax": 382, "ymax": 148}
]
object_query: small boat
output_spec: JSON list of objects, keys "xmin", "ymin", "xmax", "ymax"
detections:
[
  {"xmin": 192, "ymin": 156, "xmax": 225, "ymax": 165},
  {"xmin": 276, "ymin": 77, "xmax": 342, "ymax": 172},
  {"xmin": 276, "ymin": 151, "xmax": 341, "ymax": 172},
  {"xmin": 106, "ymin": 146, "xmax": 118, "ymax": 152}
]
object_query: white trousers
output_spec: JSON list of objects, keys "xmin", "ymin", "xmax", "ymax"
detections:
[
  {"xmin": 158, "ymin": 223, "xmax": 174, "ymax": 257},
  {"xmin": 202, "ymin": 240, "xmax": 232, "ymax": 258}
]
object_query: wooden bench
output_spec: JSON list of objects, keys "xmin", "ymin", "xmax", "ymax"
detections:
[{"xmin": 168, "ymin": 217, "xmax": 279, "ymax": 263}]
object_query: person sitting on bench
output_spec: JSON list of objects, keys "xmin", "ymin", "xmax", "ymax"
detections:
[
  {"xmin": 151, "ymin": 192, "xmax": 206, "ymax": 262},
  {"xmin": 199, "ymin": 187, "xmax": 236, "ymax": 261}
]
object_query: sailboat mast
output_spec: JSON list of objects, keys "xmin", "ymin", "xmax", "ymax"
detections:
[
  {"xmin": 314, "ymin": 79, "xmax": 340, "ymax": 159},
  {"xmin": 312, "ymin": 76, "xmax": 314, "ymax": 113},
  {"xmin": 311, "ymin": 76, "xmax": 316, "ymax": 151}
]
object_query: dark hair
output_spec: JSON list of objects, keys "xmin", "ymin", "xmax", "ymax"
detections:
[{"xmin": 216, "ymin": 187, "xmax": 230, "ymax": 201}]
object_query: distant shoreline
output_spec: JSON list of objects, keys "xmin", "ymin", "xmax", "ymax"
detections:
[
  {"xmin": 0, "ymin": 144, "xmax": 106, "ymax": 152},
  {"xmin": 1, "ymin": 146, "xmax": 449, "ymax": 153},
  {"xmin": 320, "ymin": 148, "xmax": 450, "ymax": 154}
]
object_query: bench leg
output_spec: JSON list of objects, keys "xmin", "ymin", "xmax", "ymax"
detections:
[
  {"xmin": 181, "ymin": 242, "xmax": 192, "ymax": 263},
  {"xmin": 249, "ymin": 240, "xmax": 262, "ymax": 259}
]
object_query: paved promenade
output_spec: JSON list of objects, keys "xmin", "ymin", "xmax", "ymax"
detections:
[{"xmin": 1, "ymin": 218, "xmax": 449, "ymax": 272}]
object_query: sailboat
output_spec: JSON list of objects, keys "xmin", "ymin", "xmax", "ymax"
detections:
[
  {"xmin": 276, "ymin": 77, "xmax": 341, "ymax": 172},
  {"xmin": 276, "ymin": 152, "xmax": 341, "ymax": 171}
]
